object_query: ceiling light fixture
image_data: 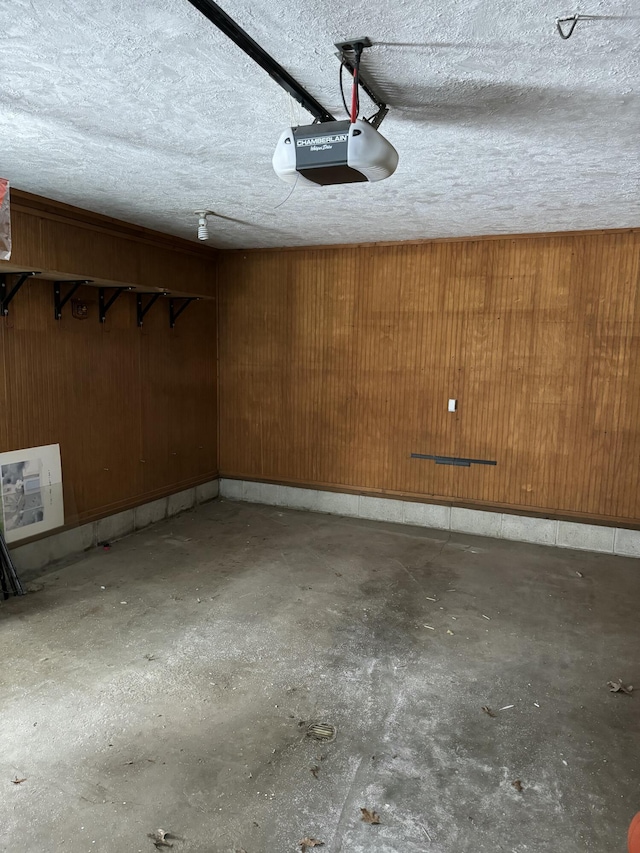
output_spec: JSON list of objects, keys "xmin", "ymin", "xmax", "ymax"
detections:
[{"xmin": 195, "ymin": 210, "xmax": 212, "ymax": 241}]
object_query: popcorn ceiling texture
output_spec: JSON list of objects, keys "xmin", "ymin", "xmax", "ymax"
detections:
[{"xmin": 1, "ymin": 0, "xmax": 638, "ymax": 248}]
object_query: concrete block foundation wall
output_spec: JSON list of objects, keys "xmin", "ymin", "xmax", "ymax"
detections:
[
  {"xmin": 11, "ymin": 474, "xmax": 640, "ymax": 579},
  {"xmin": 11, "ymin": 480, "xmax": 219, "ymax": 578},
  {"xmin": 220, "ymin": 479, "xmax": 640, "ymax": 559}
]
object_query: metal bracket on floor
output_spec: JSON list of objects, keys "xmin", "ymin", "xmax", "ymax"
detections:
[
  {"xmin": 0, "ymin": 271, "xmax": 40, "ymax": 317},
  {"xmin": 98, "ymin": 286, "xmax": 132, "ymax": 323},
  {"xmin": 169, "ymin": 297, "xmax": 199, "ymax": 329},
  {"xmin": 54, "ymin": 280, "xmax": 92, "ymax": 320},
  {"xmin": 136, "ymin": 292, "xmax": 168, "ymax": 327}
]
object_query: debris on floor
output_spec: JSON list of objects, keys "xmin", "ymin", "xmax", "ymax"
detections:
[
  {"xmin": 482, "ymin": 706, "xmax": 496, "ymax": 717},
  {"xmin": 360, "ymin": 808, "xmax": 381, "ymax": 824},
  {"xmin": 607, "ymin": 679, "xmax": 633, "ymax": 695},
  {"xmin": 11, "ymin": 777, "xmax": 26, "ymax": 784},
  {"xmin": 512, "ymin": 779, "xmax": 524, "ymax": 792},
  {"xmin": 306, "ymin": 723, "xmax": 336, "ymax": 741},
  {"xmin": 310, "ymin": 765, "xmax": 320, "ymax": 778},
  {"xmin": 147, "ymin": 829, "xmax": 174, "ymax": 848},
  {"xmin": 575, "ymin": 571, "xmax": 584, "ymax": 578},
  {"xmin": 299, "ymin": 837, "xmax": 324, "ymax": 851}
]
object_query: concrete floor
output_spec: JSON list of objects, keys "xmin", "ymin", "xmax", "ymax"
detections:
[{"xmin": 1, "ymin": 498, "xmax": 638, "ymax": 853}]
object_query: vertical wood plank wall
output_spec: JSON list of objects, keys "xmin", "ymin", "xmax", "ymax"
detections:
[
  {"xmin": 0, "ymin": 194, "xmax": 218, "ymax": 524},
  {"xmin": 218, "ymin": 231, "xmax": 640, "ymax": 525}
]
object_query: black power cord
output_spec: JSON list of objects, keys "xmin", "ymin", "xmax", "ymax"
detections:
[{"xmin": 339, "ymin": 61, "xmax": 350, "ymax": 117}]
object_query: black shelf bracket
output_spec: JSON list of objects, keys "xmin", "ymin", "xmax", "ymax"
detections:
[
  {"xmin": 136, "ymin": 292, "xmax": 165, "ymax": 327},
  {"xmin": 54, "ymin": 280, "xmax": 92, "ymax": 320},
  {"xmin": 98, "ymin": 286, "xmax": 132, "ymax": 323},
  {"xmin": 0, "ymin": 271, "xmax": 39, "ymax": 317},
  {"xmin": 169, "ymin": 297, "xmax": 199, "ymax": 329}
]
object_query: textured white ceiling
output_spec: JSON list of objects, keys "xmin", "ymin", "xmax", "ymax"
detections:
[{"xmin": 1, "ymin": 0, "xmax": 638, "ymax": 248}]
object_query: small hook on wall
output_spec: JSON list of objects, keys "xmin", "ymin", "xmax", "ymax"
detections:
[{"xmin": 556, "ymin": 14, "xmax": 600, "ymax": 39}]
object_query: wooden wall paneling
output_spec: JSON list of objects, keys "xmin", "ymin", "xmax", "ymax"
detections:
[
  {"xmin": 218, "ymin": 229, "xmax": 640, "ymax": 524},
  {"xmin": 139, "ymin": 293, "xmax": 218, "ymax": 496},
  {"xmin": 578, "ymin": 232, "xmax": 640, "ymax": 518},
  {"xmin": 7, "ymin": 191, "xmax": 218, "ymax": 297},
  {"xmin": 7, "ymin": 209, "xmax": 45, "ymax": 271},
  {"xmin": 10, "ymin": 209, "xmax": 140, "ymax": 284},
  {"xmin": 0, "ymin": 319, "xmax": 8, "ymax": 453},
  {"xmin": 136, "ymin": 243, "xmax": 216, "ymax": 298},
  {"xmin": 1, "ymin": 191, "xmax": 219, "ymax": 526},
  {"xmin": 0, "ymin": 281, "xmax": 143, "ymax": 520}
]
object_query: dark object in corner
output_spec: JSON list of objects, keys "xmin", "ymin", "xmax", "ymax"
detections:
[{"xmin": 0, "ymin": 530, "xmax": 25, "ymax": 598}]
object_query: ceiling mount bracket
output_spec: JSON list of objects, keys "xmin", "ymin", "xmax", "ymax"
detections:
[
  {"xmin": 99, "ymin": 287, "xmax": 132, "ymax": 323},
  {"xmin": 335, "ymin": 38, "xmax": 389, "ymax": 128},
  {"xmin": 0, "ymin": 271, "xmax": 39, "ymax": 317},
  {"xmin": 335, "ymin": 36, "xmax": 372, "ymax": 54},
  {"xmin": 54, "ymin": 280, "xmax": 92, "ymax": 320},
  {"xmin": 169, "ymin": 297, "xmax": 199, "ymax": 329},
  {"xmin": 137, "ymin": 292, "xmax": 165, "ymax": 327}
]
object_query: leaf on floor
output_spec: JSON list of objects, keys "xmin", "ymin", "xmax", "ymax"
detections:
[
  {"xmin": 310, "ymin": 765, "xmax": 320, "ymax": 778},
  {"xmin": 11, "ymin": 777, "xmax": 27, "ymax": 784},
  {"xmin": 482, "ymin": 706, "xmax": 496, "ymax": 717},
  {"xmin": 607, "ymin": 679, "xmax": 633, "ymax": 695},
  {"xmin": 360, "ymin": 808, "xmax": 381, "ymax": 824},
  {"xmin": 512, "ymin": 779, "xmax": 523, "ymax": 792},
  {"xmin": 147, "ymin": 829, "xmax": 174, "ymax": 848},
  {"xmin": 299, "ymin": 838, "xmax": 324, "ymax": 851}
]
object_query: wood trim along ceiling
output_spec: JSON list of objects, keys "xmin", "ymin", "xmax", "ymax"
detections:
[
  {"xmin": 222, "ymin": 227, "xmax": 640, "ymax": 255},
  {"xmin": 10, "ymin": 189, "xmax": 217, "ymax": 259}
]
